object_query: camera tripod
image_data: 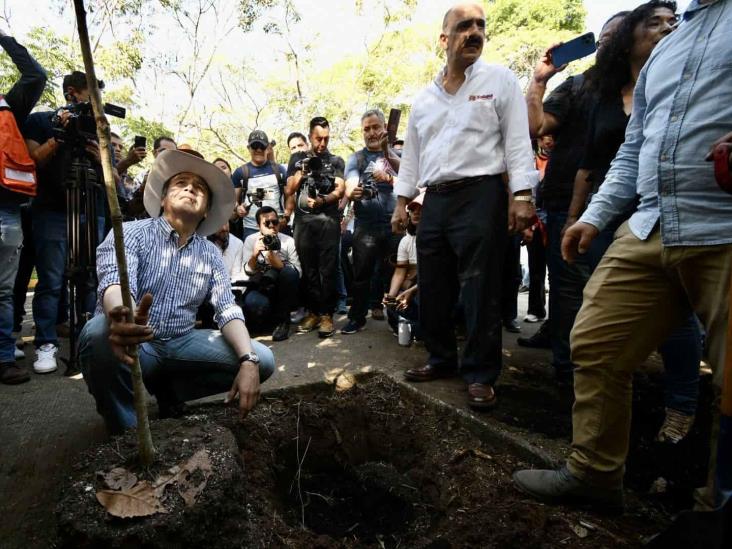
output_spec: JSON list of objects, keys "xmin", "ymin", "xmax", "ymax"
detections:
[{"xmin": 59, "ymin": 146, "xmax": 102, "ymax": 376}]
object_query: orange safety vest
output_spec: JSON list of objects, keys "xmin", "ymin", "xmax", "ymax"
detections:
[{"xmin": 0, "ymin": 95, "xmax": 37, "ymax": 196}]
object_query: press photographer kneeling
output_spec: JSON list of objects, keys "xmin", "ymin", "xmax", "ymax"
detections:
[{"xmin": 240, "ymin": 206, "xmax": 301, "ymax": 341}]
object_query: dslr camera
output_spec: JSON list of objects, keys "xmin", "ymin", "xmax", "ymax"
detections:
[
  {"xmin": 360, "ymin": 180, "xmax": 378, "ymax": 200},
  {"xmin": 246, "ymin": 188, "xmax": 275, "ymax": 208},
  {"xmin": 262, "ymin": 234, "xmax": 281, "ymax": 251},
  {"xmin": 52, "ymin": 101, "xmax": 126, "ymax": 147}
]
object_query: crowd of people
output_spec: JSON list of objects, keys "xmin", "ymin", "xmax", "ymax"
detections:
[{"xmin": 1, "ymin": 0, "xmax": 731, "ymax": 517}]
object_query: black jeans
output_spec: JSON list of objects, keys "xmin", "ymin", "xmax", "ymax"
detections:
[
  {"xmin": 349, "ymin": 223, "xmax": 401, "ymax": 323},
  {"xmin": 527, "ymin": 223, "xmax": 547, "ymax": 318},
  {"xmin": 242, "ymin": 265, "xmax": 300, "ymax": 329},
  {"xmin": 501, "ymin": 234, "xmax": 522, "ymax": 323},
  {"xmin": 294, "ymin": 214, "xmax": 340, "ymax": 315},
  {"xmin": 417, "ymin": 177, "xmax": 507, "ymax": 385},
  {"xmin": 546, "ymin": 210, "xmax": 590, "ymax": 373}
]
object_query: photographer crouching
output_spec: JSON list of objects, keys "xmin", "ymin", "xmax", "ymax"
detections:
[
  {"xmin": 240, "ymin": 206, "xmax": 301, "ymax": 341},
  {"xmin": 285, "ymin": 116, "xmax": 345, "ymax": 338}
]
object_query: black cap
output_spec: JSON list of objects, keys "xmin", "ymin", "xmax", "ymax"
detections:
[{"xmin": 248, "ymin": 130, "xmax": 269, "ymax": 147}]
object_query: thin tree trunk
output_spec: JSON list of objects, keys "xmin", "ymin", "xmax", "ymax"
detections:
[{"xmin": 72, "ymin": 0, "xmax": 155, "ymax": 467}]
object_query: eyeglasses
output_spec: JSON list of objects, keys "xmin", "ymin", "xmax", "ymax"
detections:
[
  {"xmin": 263, "ymin": 219, "xmax": 279, "ymax": 228},
  {"xmin": 249, "ymin": 143, "xmax": 267, "ymax": 151}
]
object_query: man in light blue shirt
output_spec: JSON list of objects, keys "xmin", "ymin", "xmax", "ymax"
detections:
[
  {"xmin": 80, "ymin": 150, "xmax": 275, "ymax": 434},
  {"xmin": 514, "ymin": 0, "xmax": 732, "ymax": 510}
]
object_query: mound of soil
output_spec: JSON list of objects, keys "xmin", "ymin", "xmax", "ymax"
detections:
[{"xmin": 57, "ymin": 375, "xmax": 672, "ymax": 548}]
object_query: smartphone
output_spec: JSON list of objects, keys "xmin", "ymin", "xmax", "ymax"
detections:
[
  {"xmin": 551, "ymin": 32, "xmax": 596, "ymax": 67},
  {"xmin": 386, "ymin": 108, "xmax": 401, "ymax": 146},
  {"xmin": 134, "ymin": 135, "xmax": 147, "ymax": 149}
]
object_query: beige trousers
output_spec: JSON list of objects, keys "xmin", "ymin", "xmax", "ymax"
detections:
[{"xmin": 567, "ymin": 222, "xmax": 732, "ymax": 488}]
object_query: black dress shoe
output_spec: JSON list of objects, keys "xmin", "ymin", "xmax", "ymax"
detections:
[
  {"xmin": 404, "ymin": 364, "xmax": 457, "ymax": 382},
  {"xmin": 517, "ymin": 322, "xmax": 551, "ymax": 348},
  {"xmin": 272, "ymin": 322, "xmax": 290, "ymax": 341},
  {"xmin": 503, "ymin": 319, "xmax": 521, "ymax": 333}
]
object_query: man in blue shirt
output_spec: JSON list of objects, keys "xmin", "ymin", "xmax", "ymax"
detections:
[
  {"xmin": 341, "ymin": 109, "xmax": 402, "ymax": 334},
  {"xmin": 79, "ymin": 149, "xmax": 275, "ymax": 434},
  {"xmin": 514, "ymin": 0, "xmax": 732, "ymax": 510},
  {"xmin": 230, "ymin": 130, "xmax": 288, "ymax": 241}
]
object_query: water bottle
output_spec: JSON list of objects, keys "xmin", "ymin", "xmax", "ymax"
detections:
[{"xmin": 398, "ymin": 316, "xmax": 412, "ymax": 347}]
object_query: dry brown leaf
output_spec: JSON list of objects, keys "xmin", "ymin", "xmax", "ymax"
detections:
[
  {"xmin": 152, "ymin": 449, "xmax": 212, "ymax": 507},
  {"xmin": 177, "ymin": 450, "xmax": 212, "ymax": 506},
  {"xmin": 97, "ymin": 467, "xmax": 138, "ymax": 491},
  {"xmin": 96, "ymin": 481, "xmax": 166, "ymax": 518}
]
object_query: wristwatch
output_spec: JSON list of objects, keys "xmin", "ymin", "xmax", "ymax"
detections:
[
  {"xmin": 238, "ymin": 352, "xmax": 260, "ymax": 366},
  {"xmin": 513, "ymin": 194, "xmax": 535, "ymax": 205}
]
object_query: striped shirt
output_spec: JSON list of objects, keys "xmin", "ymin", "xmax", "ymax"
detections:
[{"xmin": 96, "ymin": 216, "xmax": 244, "ymax": 338}]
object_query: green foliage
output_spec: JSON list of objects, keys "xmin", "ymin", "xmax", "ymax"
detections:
[{"xmin": 484, "ymin": 0, "xmax": 587, "ymax": 84}]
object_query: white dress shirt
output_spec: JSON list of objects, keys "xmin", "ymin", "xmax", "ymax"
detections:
[
  {"xmin": 395, "ymin": 59, "xmax": 538, "ymax": 198},
  {"xmin": 221, "ymin": 233, "xmax": 245, "ymax": 282},
  {"xmin": 241, "ymin": 232, "xmax": 301, "ymax": 281}
]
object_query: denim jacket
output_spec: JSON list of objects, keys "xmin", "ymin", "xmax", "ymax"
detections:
[{"xmin": 581, "ymin": 0, "xmax": 732, "ymax": 246}]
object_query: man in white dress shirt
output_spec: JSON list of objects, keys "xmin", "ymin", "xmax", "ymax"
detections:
[{"xmin": 392, "ymin": 3, "xmax": 538, "ymax": 409}]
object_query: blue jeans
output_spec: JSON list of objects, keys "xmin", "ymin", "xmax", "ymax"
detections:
[
  {"xmin": 79, "ymin": 314, "xmax": 276, "ymax": 434},
  {"xmin": 32, "ymin": 209, "xmax": 106, "ymax": 347},
  {"xmin": 0, "ymin": 205, "xmax": 23, "ymax": 363},
  {"xmin": 546, "ymin": 211, "xmax": 590, "ymax": 373},
  {"xmin": 588, "ymin": 223, "xmax": 701, "ymax": 416}
]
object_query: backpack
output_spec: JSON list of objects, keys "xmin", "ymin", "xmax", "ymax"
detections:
[
  {"xmin": 0, "ymin": 95, "xmax": 36, "ymax": 196},
  {"xmin": 237, "ymin": 160, "xmax": 286, "ymax": 210}
]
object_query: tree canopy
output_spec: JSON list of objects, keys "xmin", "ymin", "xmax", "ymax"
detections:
[{"xmin": 0, "ymin": 0, "xmax": 587, "ymax": 165}]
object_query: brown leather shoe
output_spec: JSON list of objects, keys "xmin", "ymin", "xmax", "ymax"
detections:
[
  {"xmin": 298, "ymin": 313, "xmax": 320, "ymax": 333},
  {"xmin": 404, "ymin": 364, "xmax": 456, "ymax": 382},
  {"xmin": 467, "ymin": 383, "xmax": 497, "ymax": 409},
  {"xmin": 318, "ymin": 315, "xmax": 335, "ymax": 338},
  {"xmin": 371, "ymin": 307, "xmax": 385, "ymax": 321}
]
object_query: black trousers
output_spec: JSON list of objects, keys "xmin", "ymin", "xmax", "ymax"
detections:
[
  {"xmin": 417, "ymin": 177, "xmax": 507, "ymax": 385},
  {"xmin": 349, "ymin": 224, "xmax": 401, "ymax": 323},
  {"xmin": 501, "ymin": 234, "xmax": 522, "ymax": 322},
  {"xmin": 242, "ymin": 265, "xmax": 300, "ymax": 329},
  {"xmin": 294, "ymin": 214, "xmax": 340, "ymax": 315},
  {"xmin": 527, "ymin": 224, "xmax": 547, "ymax": 318}
]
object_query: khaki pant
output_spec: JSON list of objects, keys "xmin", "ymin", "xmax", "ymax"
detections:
[{"xmin": 567, "ymin": 222, "xmax": 732, "ymax": 488}]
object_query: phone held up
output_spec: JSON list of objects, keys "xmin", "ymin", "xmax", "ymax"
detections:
[
  {"xmin": 550, "ymin": 32, "xmax": 596, "ymax": 67},
  {"xmin": 387, "ymin": 108, "xmax": 401, "ymax": 146},
  {"xmin": 133, "ymin": 135, "xmax": 147, "ymax": 149}
]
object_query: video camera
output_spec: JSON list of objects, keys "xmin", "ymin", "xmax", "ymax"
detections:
[
  {"xmin": 52, "ymin": 101, "xmax": 126, "ymax": 147},
  {"xmin": 297, "ymin": 155, "xmax": 336, "ymax": 199}
]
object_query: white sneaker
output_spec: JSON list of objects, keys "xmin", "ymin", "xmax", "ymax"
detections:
[
  {"xmin": 14, "ymin": 346, "xmax": 25, "ymax": 360},
  {"xmin": 33, "ymin": 343, "xmax": 58, "ymax": 374},
  {"xmin": 523, "ymin": 314, "xmax": 544, "ymax": 323}
]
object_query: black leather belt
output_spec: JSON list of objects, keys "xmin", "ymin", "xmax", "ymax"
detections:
[{"xmin": 425, "ymin": 174, "xmax": 493, "ymax": 194}]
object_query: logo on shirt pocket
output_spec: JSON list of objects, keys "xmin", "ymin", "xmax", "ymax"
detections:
[{"xmin": 468, "ymin": 94, "xmax": 494, "ymax": 102}]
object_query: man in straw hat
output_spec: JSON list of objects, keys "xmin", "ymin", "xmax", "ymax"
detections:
[{"xmin": 79, "ymin": 149, "xmax": 275, "ymax": 434}]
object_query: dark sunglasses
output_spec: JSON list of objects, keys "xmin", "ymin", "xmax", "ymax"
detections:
[
  {"xmin": 263, "ymin": 219, "xmax": 279, "ymax": 227},
  {"xmin": 249, "ymin": 143, "xmax": 267, "ymax": 151}
]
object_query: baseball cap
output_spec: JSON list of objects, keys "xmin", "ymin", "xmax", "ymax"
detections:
[{"xmin": 248, "ymin": 130, "xmax": 269, "ymax": 147}]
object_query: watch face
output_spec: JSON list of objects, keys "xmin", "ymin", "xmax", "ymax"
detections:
[{"xmin": 247, "ymin": 353, "xmax": 260, "ymax": 363}]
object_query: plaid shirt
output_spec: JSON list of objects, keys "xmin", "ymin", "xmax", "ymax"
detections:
[{"xmin": 96, "ymin": 216, "xmax": 244, "ymax": 338}]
